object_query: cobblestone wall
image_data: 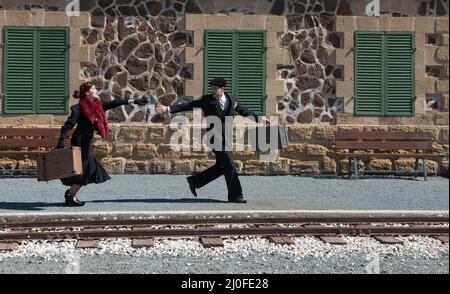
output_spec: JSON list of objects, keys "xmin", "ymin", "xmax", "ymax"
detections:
[
  {"xmin": 2, "ymin": 0, "xmax": 447, "ymax": 125},
  {"xmin": 1, "ymin": 0, "xmax": 448, "ymax": 16}
]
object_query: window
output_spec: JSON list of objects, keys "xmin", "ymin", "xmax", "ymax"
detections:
[
  {"xmin": 204, "ymin": 30, "xmax": 266, "ymax": 114},
  {"xmin": 355, "ymin": 32, "xmax": 415, "ymax": 116},
  {"xmin": 3, "ymin": 27, "xmax": 69, "ymax": 114}
]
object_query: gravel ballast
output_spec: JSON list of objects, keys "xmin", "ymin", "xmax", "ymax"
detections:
[{"xmin": 0, "ymin": 236, "xmax": 448, "ymax": 274}]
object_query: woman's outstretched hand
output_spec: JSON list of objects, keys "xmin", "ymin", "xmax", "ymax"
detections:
[{"xmin": 132, "ymin": 96, "xmax": 150, "ymax": 106}]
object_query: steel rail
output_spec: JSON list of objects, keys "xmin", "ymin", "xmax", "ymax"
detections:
[
  {"xmin": 0, "ymin": 225, "xmax": 448, "ymax": 241},
  {"xmin": 1, "ymin": 215, "xmax": 448, "ymax": 229}
]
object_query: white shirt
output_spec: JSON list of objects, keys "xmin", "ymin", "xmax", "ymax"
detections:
[{"xmin": 218, "ymin": 93, "xmax": 229, "ymax": 111}]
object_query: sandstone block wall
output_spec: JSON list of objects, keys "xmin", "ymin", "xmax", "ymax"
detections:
[{"xmin": 1, "ymin": 124, "xmax": 448, "ymax": 177}]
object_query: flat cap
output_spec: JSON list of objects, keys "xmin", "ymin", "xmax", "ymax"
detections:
[{"xmin": 208, "ymin": 77, "xmax": 227, "ymax": 87}]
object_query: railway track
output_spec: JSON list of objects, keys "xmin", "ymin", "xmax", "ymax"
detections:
[{"xmin": 0, "ymin": 213, "xmax": 448, "ymax": 244}]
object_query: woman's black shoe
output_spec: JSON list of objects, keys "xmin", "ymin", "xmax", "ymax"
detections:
[{"xmin": 64, "ymin": 190, "xmax": 85, "ymax": 207}]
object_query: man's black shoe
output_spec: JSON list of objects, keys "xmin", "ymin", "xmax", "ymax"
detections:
[
  {"xmin": 64, "ymin": 190, "xmax": 85, "ymax": 207},
  {"xmin": 187, "ymin": 176, "xmax": 197, "ymax": 197},
  {"xmin": 228, "ymin": 198, "xmax": 247, "ymax": 203}
]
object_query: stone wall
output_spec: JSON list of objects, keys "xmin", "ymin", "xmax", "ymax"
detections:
[
  {"xmin": 1, "ymin": 124, "xmax": 448, "ymax": 177},
  {"xmin": 1, "ymin": 0, "xmax": 448, "ymax": 126},
  {"xmin": 75, "ymin": 1, "xmax": 450, "ymax": 125},
  {"xmin": 1, "ymin": 1, "xmax": 448, "ymax": 16}
]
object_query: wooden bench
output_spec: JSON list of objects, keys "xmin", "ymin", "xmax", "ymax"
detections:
[
  {"xmin": 328, "ymin": 131, "xmax": 445, "ymax": 181},
  {"xmin": 0, "ymin": 128, "xmax": 71, "ymax": 175}
]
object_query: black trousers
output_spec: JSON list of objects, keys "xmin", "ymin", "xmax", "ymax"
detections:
[{"xmin": 191, "ymin": 150, "xmax": 243, "ymax": 200}]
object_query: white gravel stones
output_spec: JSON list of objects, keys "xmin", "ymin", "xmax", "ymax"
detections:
[
  {"xmin": 0, "ymin": 240, "xmax": 77, "ymax": 262},
  {"xmin": 0, "ymin": 235, "xmax": 447, "ymax": 262}
]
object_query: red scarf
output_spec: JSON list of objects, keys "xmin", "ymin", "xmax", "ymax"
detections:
[{"xmin": 79, "ymin": 97, "xmax": 109, "ymax": 140}]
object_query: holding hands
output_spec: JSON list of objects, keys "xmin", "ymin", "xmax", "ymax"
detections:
[
  {"xmin": 261, "ymin": 117, "xmax": 271, "ymax": 126},
  {"xmin": 154, "ymin": 105, "xmax": 270, "ymax": 125},
  {"xmin": 156, "ymin": 105, "xmax": 168, "ymax": 113}
]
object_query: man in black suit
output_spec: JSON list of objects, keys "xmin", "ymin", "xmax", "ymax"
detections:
[{"xmin": 156, "ymin": 77, "xmax": 270, "ymax": 203}]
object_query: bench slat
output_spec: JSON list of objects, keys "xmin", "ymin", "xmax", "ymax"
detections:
[
  {"xmin": 328, "ymin": 152, "xmax": 445, "ymax": 159},
  {"xmin": 0, "ymin": 139, "xmax": 62, "ymax": 149},
  {"xmin": 335, "ymin": 131, "xmax": 432, "ymax": 141},
  {"xmin": 0, "ymin": 128, "xmax": 62, "ymax": 137},
  {"xmin": 335, "ymin": 141, "xmax": 433, "ymax": 150}
]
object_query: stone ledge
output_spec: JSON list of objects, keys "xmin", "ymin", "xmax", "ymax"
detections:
[
  {"xmin": 356, "ymin": 17, "xmax": 379, "ymax": 31},
  {"xmin": 184, "ymin": 79, "xmax": 203, "ymax": 97},
  {"xmin": 185, "ymin": 14, "xmax": 205, "ymax": 31},
  {"xmin": 204, "ymin": 14, "xmax": 230, "ymax": 29},
  {"xmin": 390, "ymin": 17, "xmax": 415, "ymax": 31},
  {"xmin": 30, "ymin": 9, "xmax": 45, "ymax": 26},
  {"xmin": 336, "ymin": 80, "xmax": 353, "ymax": 98},
  {"xmin": 336, "ymin": 16, "xmax": 356, "ymax": 33},
  {"xmin": 184, "ymin": 47, "xmax": 203, "ymax": 65},
  {"xmin": 416, "ymin": 78, "xmax": 438, "ymax": 95},
  {"xmin": 436, "ymin": 17, "xmax": 449, "ymax": 33},
  {"xmin": 266, "ymin": 15, "xmax": 285, "ymax": 32},
  {"xmin": 69, "ymin": 12, "xmax": 90, "ymax": 28},
  {"xmin": 415, "ymin": 17, "xmax": 435, "ymax": 33},
  {"xmin": 70, "ymin": 46, "xmax": 90, "ymax": 62},
  {"xmin": 3, "ymin": 11, "xmax": 32, "ymax": 26},
  {"xmin": 44, "ymin": 11, "xmax": 69, "ymax": 26}
]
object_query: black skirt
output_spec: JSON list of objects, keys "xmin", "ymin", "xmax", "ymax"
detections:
[{"xmin": 61, "ymin": 146, "xmax": 110, "ymax": 187}]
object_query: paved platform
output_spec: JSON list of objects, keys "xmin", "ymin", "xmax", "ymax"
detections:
[{"xmin": 0, "ymin": 175, "xmax": 448, "ymax": 214}]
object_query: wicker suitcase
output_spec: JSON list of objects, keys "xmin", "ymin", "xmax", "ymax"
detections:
[{"xmin": 37, "ymin": 147, "xmax": 82, "ymax": 181}]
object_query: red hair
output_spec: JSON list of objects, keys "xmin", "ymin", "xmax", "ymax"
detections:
[
  {"xmin": 75, "ymin": 82, "xmax": 109, "ymax": 140},
  {"xmin": 73, "ymin": 82, "xmax": 95, "ymax": 100}
]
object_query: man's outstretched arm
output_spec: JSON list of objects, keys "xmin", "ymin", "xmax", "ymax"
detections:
[{"xmin": 156, "ymin": 99, "xmax": 203, "ymax": 114}]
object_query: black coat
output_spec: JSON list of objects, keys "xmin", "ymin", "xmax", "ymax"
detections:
[
  {"xmin": 170, "ymin": 93, "xmax": 259, "ymax": 121},
  {"xmin": 58, "ymin": 99, "xmax": 129, "ymax": 187},
  {"xmin": 170, "ymin": 93, "xmax": 258, "ymax": 122},
  {"xmin": 169, "ymin": 93, "xmax": 261, "ymax": 150},
  {"xmin": 59, "ymin": 99, "xmax": 129, "ymax": 151}
]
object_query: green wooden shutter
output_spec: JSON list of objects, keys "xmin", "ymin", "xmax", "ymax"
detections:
[
  {"xmin": 355, "ymin": 32, "xmax": 415, "ymax": 116},
  {"xmin": 204, "ymin": 31, "xmax": 234, "ymax": 95},
  {"xmin": 204, "ymin": 30, "xmax": 266, "ymax": 114},
  {"xmin": 355, "ymin": 32, "xmax": 384, "ymax": 116},
  {"xmin": 3, "ymin": 27, "xmax": 68, "ymax": 115},
  {"xmin": 385, "ymin": 32, "xmax": 415, "ymax": 116},
  {"xmin": 37, "ymin": 28, "xmax": 69, "ymax": 114},
  {"xmin": 3, "ymin": 27, "xmax": 36, "ymax": 114},
  {"xmin": 236, "ymin": 31, "xmax": 266, "ymax": 114}
]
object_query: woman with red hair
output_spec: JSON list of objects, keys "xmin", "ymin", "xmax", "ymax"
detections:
[{"xmin": 57, "ymin": 82, "xmax": 148, "ymax": 206}]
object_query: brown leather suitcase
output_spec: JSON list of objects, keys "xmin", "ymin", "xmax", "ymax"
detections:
[{"xmin": 37, "ymin": 147, "xmax": 82, "ymax": 181}]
